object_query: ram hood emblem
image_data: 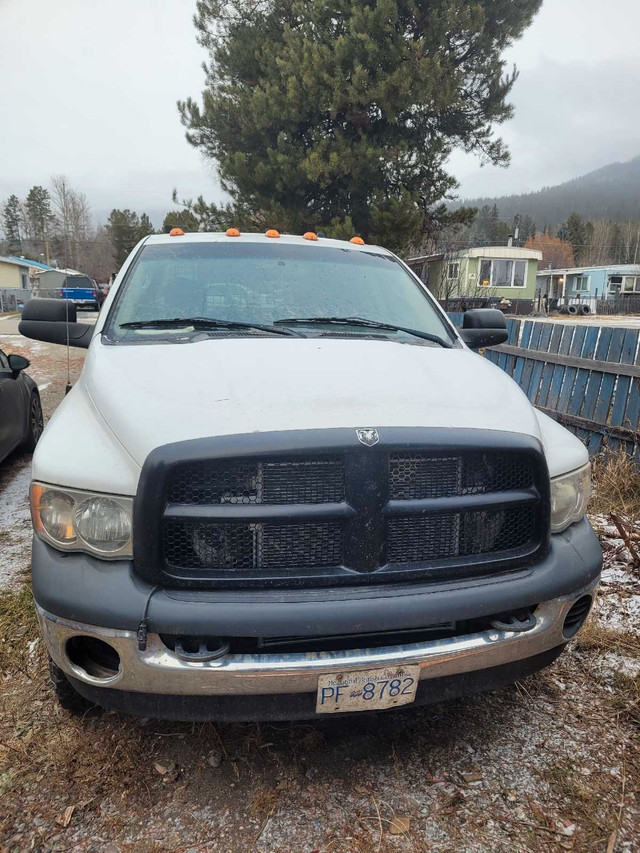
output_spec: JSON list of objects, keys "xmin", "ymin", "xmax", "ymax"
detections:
[{"xmin": 356, "ymin": 428, "xmax": 379, "ymax": 447}]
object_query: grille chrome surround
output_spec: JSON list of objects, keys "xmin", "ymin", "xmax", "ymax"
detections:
[{"xmin": 133, "ymin": 428, "xmax": 550, "ymax": 589}]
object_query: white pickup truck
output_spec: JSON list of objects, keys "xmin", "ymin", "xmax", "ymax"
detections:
[{"xmin": 20, "ymin": 230, "xmax": 601, "ymax": 720}]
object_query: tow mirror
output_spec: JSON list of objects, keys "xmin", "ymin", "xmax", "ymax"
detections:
[
  {"xmin": 8, "ymin": 354, "xmax": 30, "ymax": 373},
  {"xmin": 19, "ymin": 299, "xmax": 93, "ymax": 349},
  {"xmin": 458, "ymin": 309, "xmax": 508, "ymax": 349}
]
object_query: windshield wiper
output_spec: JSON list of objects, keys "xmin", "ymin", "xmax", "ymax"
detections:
[
  {"xmin": 273, "ymin": 316, "xmax": 452, "ymax": 348},
  {"xmin": 119, "ymin": 317, "xmax": 304, "ymax": 337}
]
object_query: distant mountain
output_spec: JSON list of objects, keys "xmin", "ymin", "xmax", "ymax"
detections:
[{"xmin": 458, "ymin": 156, "xmax": 640, "ymax": 226}]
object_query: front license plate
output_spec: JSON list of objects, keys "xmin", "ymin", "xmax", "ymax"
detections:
[{"xmin": 315, "ymin": 665, "xmax": 420, "ymax": 714}]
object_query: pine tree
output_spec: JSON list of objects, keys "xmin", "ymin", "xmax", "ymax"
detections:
[
  {"xmin": 2, "ymin": 195, "xmax": 23, "ymax": 255},
  {"xmin": 138, "ymin": 213, "xmax": 156, "ymax": 240},
  {"xmin": 178, "ymin": 0, "xmax": 542, "ymax": 252},
  {"xmin": 565, "ymin": 212, "xmax": 587, "ymax": 264},
  {"xmin": 162, "ymin": 210, "xmax": 200, "ymax": 233},
  {"xmin": 25, "ymin": 187, "xmax": 54, "ymax": 244},
  {"xmin": 106, "ymin": 209, "xmax": 141, "ymax": 270}
]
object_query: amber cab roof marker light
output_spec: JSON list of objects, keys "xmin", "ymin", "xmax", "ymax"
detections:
[
  {"xmin": 265, "ymin": 229, "xmax": 280, "ymax": 238},
  {"xmin": 169, "ymin": 227, "xmax": 185, "ymax": 237},
  {"xmin": 226, "ymin": 227, "xmax": 241, "ymax": 237},
  {"xmin": 350, "ymin": 236, "xmax": 365, "ymax": 245},
  {"xmin": 303, "ymin": 232, "xmax": 318, "ymax": 241}
]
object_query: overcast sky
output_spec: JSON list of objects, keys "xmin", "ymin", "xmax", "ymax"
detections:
[{"xmin": 1, "ymin": 0, "xmax": 640, "ymax": 225}]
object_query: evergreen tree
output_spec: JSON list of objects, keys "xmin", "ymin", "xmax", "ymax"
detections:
[
  {"xmin": 489, "ymin": 204, "xmax": 500, "ymax": 243},
  {"xmin": 178, "ymin": 0, "xmax": 542, "ymax": 252},
  {"xmin": 162, "ymin": 210, "xmax": 200, "ymax": 233},
  {"xmin": 25, "ymin": 186, "xmax": 54, "ymax": 247},
  {"xmin": 106, "ymin": 209, "xmax": 141, "ymax": 270},
  {"xmin": 2, "ymin": 194, "xmax": 23, "ymax": 255},
  {"xmin": 565, "ymin": 212, "xmax": 587, "ymax": 264},
  {"xmin": 138, "ymin": 213, "xmax": 156, "ymax": 240}
]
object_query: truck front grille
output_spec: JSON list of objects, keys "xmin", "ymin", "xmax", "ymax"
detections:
[
  {"xmin": 168, "ymin": 457, "xmax": 345, "ymax": 505},
  {"xmin": 387, "ymin": 506, "xmax": 536, "ymax": 565},
  {"xmin": 389, "ymin": 452, "xmax": 534, "ymax": 500},
  {"xmin": 164, "ymin": 520, "xmax": 344, "ymax": 571},
  {"xmin": 133, "ymin": 430, "xmax": 549, "ymax": 589}
]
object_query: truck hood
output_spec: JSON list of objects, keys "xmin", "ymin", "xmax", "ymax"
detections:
[{"xmin": 82, "ymin": 337, "xmax": 542, "ymax": 466}]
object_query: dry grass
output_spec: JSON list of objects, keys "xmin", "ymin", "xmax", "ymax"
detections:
[
  {"xmin": 577, "ymin": 614, "xmax": 640, "ymax": 658},
  {"xmin": 590, "ymin": 450, "xmax": 640, "ymax": 522},
  {"xmin": 0, "ymin": 584, "xmax": 40, "ymax": 673}
]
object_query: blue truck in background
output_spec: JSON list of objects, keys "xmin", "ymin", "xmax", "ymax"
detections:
[{"xmin": 59, "ymin": 274, "xmax": 103, "ymax": 310}]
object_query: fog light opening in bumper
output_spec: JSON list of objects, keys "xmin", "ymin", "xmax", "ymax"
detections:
[
  {"xmin": 563, "ymin": 595, "xmax": 593, "ymax": 639},
  {"xmin": 66, "ymin": 636, "xmax": 121, "ymax": 680}
]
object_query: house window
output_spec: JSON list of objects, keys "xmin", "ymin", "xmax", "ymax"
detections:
[
  {"xmin": 478, "ymin": 259, "xmax": 527, "ymax": 288},
  {"xmin": 574, "ymin": 276, "xmax": 589, "ymax": 292},
  {"xmin": 20, "ymin": 272, "xmax": 28, "ymax": 289},
  {"xmin": 622, "ymin": 276, "xmax": 640, "ymax": 293},
  {"xmin": 446, "ymin": 262, "xmax": 459, "ymax": 280}
]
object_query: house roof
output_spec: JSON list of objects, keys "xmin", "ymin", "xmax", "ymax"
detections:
[
  {"xmin": 40, "ymin": 267, "xmax": 86, "ymax": 274},
  {"xmin": 537, "ymin": 264, "xmax": 640, "ymax": 277},
  {"xmin": 5, "ymin": 256, "xmax": 56, "ymax": 271},
  {"xmin": 407, "ymin": 245, "xmax": 543, "ymax": 264},
  {"xmin": 0, "ymin": 255, "xmax": 31, "ymax": 270}
]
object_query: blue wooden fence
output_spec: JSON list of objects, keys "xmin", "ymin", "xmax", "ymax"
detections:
[{"xmin": 448, "ymin": 314, "xmax": 640, "ymax": 464}]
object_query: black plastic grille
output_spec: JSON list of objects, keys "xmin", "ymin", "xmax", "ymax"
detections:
[
  {"xmin": 163, "ymin": 520, "xmax": 343, "ymax": 571},
  {"xmin": 147, "ymin": 437, "xmax": 545, "ymax": 586},
  {"xmin": 389, "ymin": 452, "xmax": 534, "ymax": 500},
  {"xmin": 387, "ymin": 506, "xmax": 536, "ymax": 564},
  {"xmin": 168, "ymin": 457, "xmax": 345, "ymax": 505}
]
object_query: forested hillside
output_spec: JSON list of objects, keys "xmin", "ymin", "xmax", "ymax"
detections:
[{"xmin": 459, "ymin": 156, "xmax": 640, "ymax": 226}]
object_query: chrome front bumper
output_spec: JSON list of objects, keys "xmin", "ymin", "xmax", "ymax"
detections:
[{"xmin": 37, "ymin": 585, "xmax": 596, "ymax": 697}]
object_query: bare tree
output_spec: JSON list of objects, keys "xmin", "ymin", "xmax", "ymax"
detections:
[{"xmin": 50, "ymin": 175, "xmax": 92, "ymax": 269}]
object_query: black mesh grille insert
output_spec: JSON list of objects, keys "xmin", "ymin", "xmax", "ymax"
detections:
[
  {"xmin": 168, "ymin": 457, "xmax": 345, "ymax": 505},
  {"xmin": 387, "ymin": 506, "xmax": 536, "ymax": 564},
  {"xmin": 389, "ymin": 452, "xmax": 534, "ymax": 500},
  {"xmin": 163, "ymin": 520, "xmax": 344, "ymax": 571}
]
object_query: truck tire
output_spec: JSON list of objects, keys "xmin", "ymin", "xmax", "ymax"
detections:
[
  {"xmin": 567, "ymin": 304, "xmax": 579, "ymax": 315},
  {"xmin": 49, "ymin": 657, "xmax": 97, "ymax": 715},
  {"xmin": 22, "ymin": 392, "xmax": 44, "ymax": 453},
  {"xmin": 579, "ymin": 304, "xmax": 591, "ymax": 315}
]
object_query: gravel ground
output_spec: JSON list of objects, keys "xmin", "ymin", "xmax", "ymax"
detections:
[{"xmin": 0, "ymin": 334, "xmax": 638, "ymax": 853}]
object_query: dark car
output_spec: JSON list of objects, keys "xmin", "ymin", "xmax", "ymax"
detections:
[{"xmin": 0, "ymin": 349, "xmax": 43, "ymax": 464}]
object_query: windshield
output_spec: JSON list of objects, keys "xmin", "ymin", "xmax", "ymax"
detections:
[{"xmin": 105, "ymin": 242, "xmax": 453, "ymax": 343}]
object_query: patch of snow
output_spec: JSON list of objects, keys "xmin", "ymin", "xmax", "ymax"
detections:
[
  {"xmin": 597, "ymin": 652, "xmax": 640, "ymax": 679},
  {"xmin": 597, "ymin": 591, "xmax": 640, "ymax": 633}
]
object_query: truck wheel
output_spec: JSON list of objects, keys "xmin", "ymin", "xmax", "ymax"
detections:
[
  {"xmin": 22, "ymin": 393, "xmax": 44, "ymax": 453},
  {"xmin": 49, "ymin": 657, "xmax": 97, "ymax": 715}
]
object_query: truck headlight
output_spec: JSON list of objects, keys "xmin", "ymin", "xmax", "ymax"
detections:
[
  {"xmin": 30, "ymin": 483, "xmax": 133, "ymax": 558},
  {"xmin": 550, "ymin": 463, "xmax": 591, "ymax": 533}
]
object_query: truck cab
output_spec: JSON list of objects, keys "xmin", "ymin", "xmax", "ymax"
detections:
[{"xmin": 20, "ymin": 231, "xmax": 601, "ymax": 720}]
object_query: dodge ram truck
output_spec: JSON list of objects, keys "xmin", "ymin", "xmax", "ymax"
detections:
[{"xmin": 19, "ymin": 229, "xmax": 602, "ymax": 720}]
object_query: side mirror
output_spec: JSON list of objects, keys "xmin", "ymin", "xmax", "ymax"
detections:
[
  {"xmin": 19, "ymin": 298, "xmax": 93, "ymax": 349},
  {"xmin": 458, "ymin": 308, "xmax": 508, "ymax": 349},
  {"xmin": 8, "ymin": 354, "xmax": 30, "ymax": 373}
]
